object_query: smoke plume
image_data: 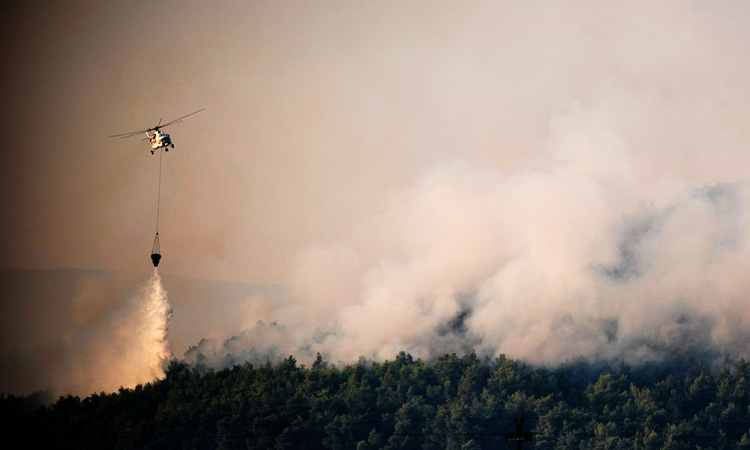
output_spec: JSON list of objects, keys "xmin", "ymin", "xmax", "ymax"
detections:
[
  {"xmin": 59, "ymin": 269, "xmax": 172, "ymax": 396},
  {"xmin": 185, "ymin": 106, "xmax": 750, "ymax": 370},
  {"xmin": 11, "ymin": 269, "xmax": 173, "ymax": 398},
  {"xmin": 5, "ymin": 1, "xmax": 750, "ymax": 392}
]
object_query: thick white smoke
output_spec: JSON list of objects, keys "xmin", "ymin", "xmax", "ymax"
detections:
[
  {"xmin": 60, "ymin": 269, "xmax": 172, "ymax": 397},
  {"xmin": 186, "ymin": 106, "xmax": 750, "ymax": 370}
]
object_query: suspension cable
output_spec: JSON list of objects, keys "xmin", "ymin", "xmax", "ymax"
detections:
[{"xmin": 156, "ymin": 147, "xmax": 163, "ymax": 234}]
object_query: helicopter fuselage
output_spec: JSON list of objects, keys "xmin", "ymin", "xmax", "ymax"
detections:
[
  {"xmin": 147, "ymin": 130, "xmax": 173, "ymax": 152},
  {"xmin": 110, "ymin": 108, "xmax": 203, "ymax": 154}
]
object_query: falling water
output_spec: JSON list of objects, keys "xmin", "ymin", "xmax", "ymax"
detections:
[
  {"xmin": 57, "ymin": 268, "xmax": 173, "ymax": 397},
  {"xmin": 137, "ymin": 268, "xmax": 173, "ymax": 379}
]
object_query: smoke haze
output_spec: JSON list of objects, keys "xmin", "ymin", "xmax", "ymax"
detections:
[
  {"xmin": 0, "ymin": 268, "xmax": 286, "ymax": 396},
  {"xmin": 3, "ymin": 1, "xmax": 750, "ymax": 394},
  {"xmin": 61, "ymin": 269, "xmax": 172, "ymax": 397},
  {"xmin": 0, "ymin": 270, "xmax": 171, "ymax": 398},
  {"xmin": 186, "ymin": 109, "xmax": 750, "ymax": 370}
]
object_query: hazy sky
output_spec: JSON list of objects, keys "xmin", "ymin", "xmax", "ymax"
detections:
[
  {"xmin": 2, "ymin": 0, "xmax": 746, "ymax": 284},
  {"xmin": 4, "ymin": 1, "xmax": 750, "ymax": 396}
]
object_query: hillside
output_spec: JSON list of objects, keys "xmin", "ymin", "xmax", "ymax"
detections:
[{"xmin": 4, "ymin": 352, "xmax": 750, "ymax": 449}]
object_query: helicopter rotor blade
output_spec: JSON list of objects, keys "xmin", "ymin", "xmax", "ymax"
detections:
[
  {"xmin": 159, "ymin": 120, "xmax": 183, "ymax": 129},
  {"xmin": 159, "ymin": 108, "xmax": 205, "ymax": 128},
  {"xmin": 109, "ymin": 129, "xmax": 150, "ymax": 138},
  {"xmin": 110, "ymin": 108, "xmax": 203, "ymax": 139}
]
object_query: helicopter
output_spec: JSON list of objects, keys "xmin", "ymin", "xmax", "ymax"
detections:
[{"xmin": 109, "ymin": 108, "xmax": 205, "ymax": 154}]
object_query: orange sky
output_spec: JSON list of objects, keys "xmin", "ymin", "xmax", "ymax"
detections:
[
  {"xmin": 5, "ymin": 1, "xmax": 750, "ymax": 396},
  {"xmin": 2, "ymin": 1, "xmax": 748, "ymax": 285}
]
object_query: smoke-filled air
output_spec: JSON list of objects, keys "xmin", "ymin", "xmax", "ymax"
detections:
[
  {"xmin": 34, "ymin": 270, "xmax": 171, "ymax": 398},
  {"xmin": 187, "ymin": 106, "xmax": 750, "ymax": 370},
  {"xmin": 62, "ymin": 269, "xmax": 171, "ymax": 397},
  {"xmin": 4, "ymin": 1, "xmax": 750, "ymax": 397}
]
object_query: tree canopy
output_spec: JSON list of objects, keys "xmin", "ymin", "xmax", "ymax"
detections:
[{"xmin": 4, "ymin": 352, "xmax": 750, "ymax": 449}]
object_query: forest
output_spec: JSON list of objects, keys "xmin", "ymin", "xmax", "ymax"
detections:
[{"xmin": 5, "ymin": 352, "xmax": 750, "ymax": 449}]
